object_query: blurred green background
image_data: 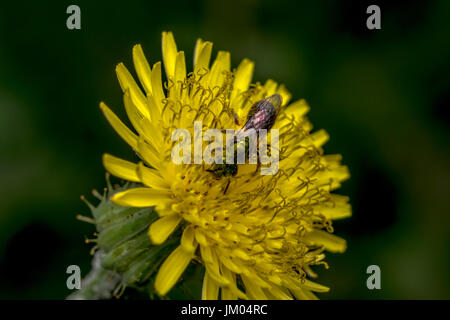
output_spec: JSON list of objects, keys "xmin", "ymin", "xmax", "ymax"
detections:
[{"xmin": 0, "ymin": 0, "xmax": 449, "ymax": 299}]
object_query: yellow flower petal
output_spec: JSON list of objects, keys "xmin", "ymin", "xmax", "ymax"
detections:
[
  {"xmin": 207, "ymin": 51, "xmax": 230, "ymax": 88},
  {"xmin": 132, "ymin": 44, "xmax": 152, "ymax": 94},
  {"xmin": 162, "ymin": 31, "xmax": 178, "ymax": 79},
  {"xmin": 148, "ymin": 215, "xmax": 182, "ymax": 245},
  {"xmin": 194, "ymin": 40, "xmax": 212, "ymax": 73},
  {"xmin": 100, "ymin": 102, "xmax": 138, "ymax": 150},
  {"xmin": 102, "ymin": 153, "xmax": 139, "ymax": 182},
  {"xmin": 137, "ymin": 115, "xmax": 163, "ymax": 151},
  {"xmin": 291, "ymin": 288, "xmax": 319, "ymax": 300},
  {"xmin": 263, "ymin": 79, "xmax": 277, "ymax": 96},
  {"xmin": 221, "ymin": 265, "xmax": 248, "ymax": 299},
  {"xmin": 241, "ymin": 275, "xmax": 268, "ymax": 300},
  {"xmin": 151, "ymin": 61, "xmax": 166, "ymax": 112},
  {"xmin": 231, "ymin": 248, "xmax": 250, "ymax": 261},
  {"xmin": 320, "ymin": 202, "xmax": 352, "ymax": 220},
  {"xmin": 273, "ymin": 98, "xmax": 310, "ymax": 129},
  {"xmin": 180, "ymin": 225, "xmax": 197, "ymax": 253},
  {"xmin": 115, "ymin": 63, "xmax": 149, "ymax": 118},
  {"xmin": 218, "ymin": 254, "xmax": 242, "ymax": 274},
  {"xmin": 220, "ymin": 287, "xmax": 236, "ymax": 300},
  {"xmin": 305, "ymin": 230, "xmax": 347, "ymax": 253},
  {"xmin": 200, "ymin": 247, "xmax": 230, "ymax": 286},
  {"xmin": 154, "ymin": 245, "xmax": 193, "ymax": 296},
  {"xmin": 276, "ymin": 84, "xmax": 291, "ymax": 106},
  {"xmin": 200, "ymin": 243, "xmax": 214, "ymax": 264},
  {"xmin": 193, "ymin": 38, "xmax": 203, "ymax": 67},
  {"xmin": 137, "ymin": 162, "xmax": 168, "ymax": 190},
  {"xmin": 202, "ymin": 272, "xmax": 219, "ymax": 300},
  {"xmin": 146, "ymin": 94, "xmax": 161, "ymax": 122},
  {"xmin": 242, "ymin": 269, "xmax": 271, "ymax": 288},
  {"xmin": 174, "ymin": 51, "xmax": 186, "ymax": 85},
  {"xmin": 111, "ymin": 187, "xmax": 172, "ymax": 207},
  {"xmin": 194, "ymin": 229, "xmax": 209, "ymax": 247},
  {"xmin": 123, "ymin": 89, "xmax": 146, "ymax": 137},
  {"xmin": 310, "ymin": 129, "xmax": 330, "ymax": 148},
  {"xmin": 263, "ymin": 286, "xmax": 293, "ymax": 300},
  {"xmin": 231, "ymin": 58, "xmax": 254, "ymax": 101},
  {"xmin": 137, "ymin": 137, "xmax": 162, "ymax": 171},
  {"xmin": 300, "ymin": 279, "xmax": 330, "ymax": 293},
  {"xmin": 284, "ymin": 98, "xmax": 310, "ymax": 118}
]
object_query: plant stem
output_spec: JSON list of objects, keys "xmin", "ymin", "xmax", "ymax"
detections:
[{"xmin": 66, "ymin": 251, "xmax": 121, "ymax": 300}]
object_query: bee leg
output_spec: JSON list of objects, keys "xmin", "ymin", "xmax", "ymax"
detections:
[
  {"xmin": 254, "ymin": 148, "xmax": 261, "ymax": 174},
  {"xmin": 223, "ymin": 179, "xmax": 231, "ymax": 195},
  {"xmin": 233, "ymin": 110, "xmax": 240, "ymax": 126},
  {"xmin": 255, "ymin": 162, "xmax": 261, "ymax": 175}
]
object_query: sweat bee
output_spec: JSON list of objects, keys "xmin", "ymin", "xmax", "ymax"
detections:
[{"xmin": 207, "ymin": 94, "xmax": 282, "ymax": 192}]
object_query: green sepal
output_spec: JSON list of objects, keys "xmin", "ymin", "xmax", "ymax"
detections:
[
  {"xmin": 101, "ymin": 230, "xmax": 151, "ymax": 271},
  {"xmin": 121, "ymin": 237, "xmax": 178, "ymax": 286},
  {"xmin": 77, "ymin": 178, "xmax": 204, "ymax": 299},
  {"xmin": 96, "ymin": 206, "xmax": 158, "ymax": 252}
]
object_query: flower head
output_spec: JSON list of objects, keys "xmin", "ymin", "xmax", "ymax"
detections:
[{"xmin": 101, "ymin": 32, "xmax": 351, "ymax": 299}]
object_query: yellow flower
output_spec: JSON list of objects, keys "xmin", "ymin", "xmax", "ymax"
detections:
[{"xmin": 100, "ymin": 32, "xmax": 351, "ymax": 299}]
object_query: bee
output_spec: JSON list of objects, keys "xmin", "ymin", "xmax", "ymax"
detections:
[{"xmin": 208, "ymin": 94, "xmax": 282, "ymax": 192}]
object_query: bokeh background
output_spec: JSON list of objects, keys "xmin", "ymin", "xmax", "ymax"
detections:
[{"xmin": 0, "ymin": 0, "xmax": 449, "ymax": 299}]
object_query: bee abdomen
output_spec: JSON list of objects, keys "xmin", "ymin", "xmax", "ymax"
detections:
[{"xmin": 241, "ymin": 94, "xmax": 282, "ymax": 132}]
